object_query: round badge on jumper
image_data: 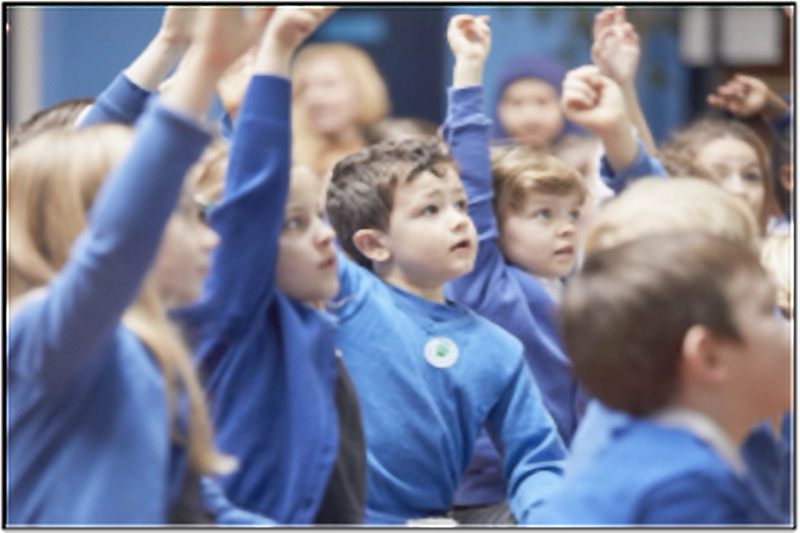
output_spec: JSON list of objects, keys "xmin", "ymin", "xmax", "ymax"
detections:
[{"xmin": 423, "ymin": 336, "xmax": 459, "ymax": 368}]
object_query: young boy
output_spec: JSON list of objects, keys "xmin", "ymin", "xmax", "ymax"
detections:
[
  {"xmin": 533, "ymin": 231, "xmax": 791, "ymax": 525},
  {"xmin": 438, "ymin": 15, "xmax": 585, "ymax": 523},
  {"xmin": 324, "ymin": 19, "xmax": 566, "ymax": 524},
  {"xmin": 565, "ymin": 177, "xmax": 792, "ymax": 524}
]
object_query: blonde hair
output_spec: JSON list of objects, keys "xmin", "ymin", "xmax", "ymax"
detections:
[
  {"xmin": 761, "ymin": 233, "xmax": 793, "ymax": 318},
  {"xmin": 291, "ymin": 43, "xmax": 390, "ymax": 176},
  {"xmin": 491, "ymin": 143, "xmax": 587, "ymax": 225},
  {"xmin": 6, "ymin": 125, "xmax": 233, "ymax": 475},
  {"xmin": 188, "ymin": 138, "xmax": 229, "ymax": 209},
  {"xmin": 583, "ymin": 177, "xmax": 761, "ymax": 256}
]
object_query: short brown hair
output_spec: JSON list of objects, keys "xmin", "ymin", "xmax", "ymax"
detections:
[
  {"xmin": 491, "ymin": 143, "xmax": 587, "ymax": 225},
  {"xmin": 326, "ymin": 137, "xmax": 456, "ymax": 269},
  {"xmin": 560, "ymin": 231, "xmax": 765, "ymax": 416}
]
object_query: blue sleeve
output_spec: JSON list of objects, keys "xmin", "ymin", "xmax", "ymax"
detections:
[
  {"xmin": 200, "ymin": 476, "xmax": 275, "ymax": 525},
  {"xmin": 440, "ymin": 84, "xmax": 510, "ymax": 326},
  {"xmin": 765, "ymin": 96, "xmax": 791, "ymax": 142},
  {"xmin": 7, "ymin": 103, "xmax": 211, "ymax": 390},
  {"xmin": 598, "ymin": 140, "xmax": 666, "ymax": 195},
  {"xmin": 484, "ymin": 361, "xmax": 567, "ymax": 524},
  {"xmin": 182, "ymin": 75, "xmax": 290, "ymax": 342},
  {"xmin": 78, "ymin": 73, "xmax": 155, "ymax": 127},
  {"xmin": 639, "ymin": 474, "xmax": 749, "ymax": 524}
]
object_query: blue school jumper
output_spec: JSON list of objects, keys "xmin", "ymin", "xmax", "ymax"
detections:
[
  {"xmin": 175, "ymin": 75, "xmax": 362, "ymax": 524},
  {"xmin": 7, "ymin": 104, "xmax": 211, "ymax": 525},
  {"xmin": 74, "ymin": 72, "xmax": 274, "ymax": 526},
  {"xmin": 331, "ymin": 251, "xmax": 566, "ymax": 524},
  {"xmin": 442, "ymin": 85, "xmax": 576, "ymax": 510},
  {"xmin": 533, "ymin": 415, "xmax": 785, "ymax": 525}
]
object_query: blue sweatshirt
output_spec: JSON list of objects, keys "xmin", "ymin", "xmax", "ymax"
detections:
[
  {"xmin": 332, "ymin": 252, "xmax": 566, "ymax": 524},
  {"xmin": 75, "ymin": 71, "xmax": 274, "ymax": 526},
  {"xmin": 442, "ymin": 86, "xmax": 577, "ymax": 508},
  {"xmin": 597, "ymin": 140, "xmax": 666, "ymax": 195},
  {"xmin": 532, "ymin": 416, "xmax": 782, "ymax": 525},
  {"xmin": 175, "ymin": 75, "xmax": 356, "ymax": 524},
  {"xmin": 569, "ymin": 400, "xmax": 791, "ymax": 523},
  {"xmin": 7, "ymin": 103, "xmax": 211, "ymax": 525}
]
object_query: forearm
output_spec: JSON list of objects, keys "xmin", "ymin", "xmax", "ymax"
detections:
[
  {"xmin": 124, "ymin": 31, "xmax": 189, "ymax": 92},
  {"xmin": 620, "ymin": 80, "xmax": 656, "ymax": 155},
  {"xmin": 197, "ymin": 76, "xmax": 290, "ymax": 322},
  {"xmin": 596, "ymin": 115, "xmax": 639, "ymax": 177},
  {"xmin": 443, "ymin": 86, "xmax": 496, "ymax": 240}
]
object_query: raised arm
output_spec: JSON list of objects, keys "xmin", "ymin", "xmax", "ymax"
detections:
[
  {"xmin": 591, "ymin": 6, "xmax": 656, "ymax": 155},
  {"xmin": 562, "ymin": 64, "xmax": 664, "ymax": 195},
  {"xmin": 189, "ymin": 7, "xmax": 334, "ymax": 334},
  {"xmin": 79, "ymin": 6, "xmax": 197, "ymax": 127},
  {"xmin": 7, "ymin": 7, "xmax": 254, "ymax": 390},
  {"xmin": 707, "ymin": 73, "xmax": 789, "ymax": 122}
]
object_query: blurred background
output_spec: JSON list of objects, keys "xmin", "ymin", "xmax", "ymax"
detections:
[{"xmin": 5, "ymin": 5, "xmax": 793, "ymax": 146}]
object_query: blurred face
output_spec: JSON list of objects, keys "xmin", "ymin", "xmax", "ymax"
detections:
[
  {"xmin": 497, "ymin": 78, "xmax": 564, "ymax": 148},
  {"xmin": 381, "ymin": 167, "xmax": 477, "ymax": 298},
  {"xmin": 154, "ymin": 191, "xmax": 219, "ymax": 309},
  {"xmin": 499, "ymin": 191, "xmax": 581, "ymax": 279},
  {"xmin": 719, "ymin": 271, "xmax": 792, "ymax": 422},
  {"xmin": 296, "ymin": 57, "xmax": 360, "ymax": 136},
  {"xmin": 695, "ymin": 137, "xmax": 765, "ymax": 224},
  {"xmin": 276, "ymin": 165, "xmax": 338, "ymax": 306}
]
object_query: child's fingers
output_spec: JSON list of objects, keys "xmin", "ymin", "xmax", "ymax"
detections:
[
  {"xmin": 592, "ymin": 8, "xmax": 614, "ymax": 40},
  {"xmin": 613, "ymin": 6, "xmax": 625, "ymax": 25}
]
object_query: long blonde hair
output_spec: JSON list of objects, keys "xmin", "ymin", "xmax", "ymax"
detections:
[
  {"xmin": 7, "ymin": 124, "xmax": 233, "ymax": 475},
  {"xmin": 291, "ymin": 43, "xmax": 390, "ymax": 176}
]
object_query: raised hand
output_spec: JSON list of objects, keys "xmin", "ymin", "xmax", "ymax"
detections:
[
  {"xmin": 255, "ymin": 6, "xmax": 338, "ymax": 76},
  {"xmin": 158, "ymin": 6, "xmax": 198, "ymax": 47},
  {"xmin": 447, "ymin": 14, "xmax": 491, "ymax": 87},
  {"xmin": 159, "ymin": 7, "xmax": 274, "ymax": 120},
  {"xmin": 562, "ymin": 65, "xmax": 637, "ymax": 173},
  {"xmin": 562, "ymin": 65, "xmax": 626, "ymax": 131},
  {"xmin": 707, "ymin": 73, "xmax": 788, "ymax": 120},
  {"xmin": 191, "ymin": 6, "xmax": 276, "ymax": 72},
  {"xmin": 591, "ymin": 6, "xmax": 640, "ymax": 86}
]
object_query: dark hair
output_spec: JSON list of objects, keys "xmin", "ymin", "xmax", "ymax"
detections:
[
  {"xmin": 9, "ymin": 97, "xmax": 95, "ymax": 152},
  {"xmin": 326, "ymin": 137, "xmax": 456, "ymax": 269},
  {"xmin": 560, "ymin": 231, "xmax": 765, "ymax": 416}
]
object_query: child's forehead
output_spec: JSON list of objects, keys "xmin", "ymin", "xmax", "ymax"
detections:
[{"xmin": 396, "ymin": 166, "xmax": 463, "ymax": 195}]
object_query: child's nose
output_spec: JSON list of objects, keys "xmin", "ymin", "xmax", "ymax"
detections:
[
  {"xmin": 557, "ymin": 219, "xmax": 576, "ymax": 237},
  {"xmin": 315, "ymin": 219, "xmax": 335, "ymax": 246},
  {"xmin": 202, "ymin": 225, "xmax": 220, "ymax": 252}
]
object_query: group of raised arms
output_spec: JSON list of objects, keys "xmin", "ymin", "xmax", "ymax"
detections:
[{"xmin": 6, "ymin": 5, "xmax": 792, "ymax": 526}]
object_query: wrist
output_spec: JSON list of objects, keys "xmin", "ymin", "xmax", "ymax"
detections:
[
  {"xmin": 598, "ymin": 118, "xmax": 638, "ymax": 174},
  {"xmin": 453, "ymin": 58, "xmax": 484, "ymax": 88},
  {"xmin": 254, "ymin": 43, "xmax": 293, "ymax": 77},
  {"xmin": 763, "ymin": 91, "xmax": 789, "ymax": 121}
]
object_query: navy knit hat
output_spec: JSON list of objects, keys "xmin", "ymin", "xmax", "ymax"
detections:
[{"xmin": 491, "ymin": 55, "xmax": 584, "ymax": 141}]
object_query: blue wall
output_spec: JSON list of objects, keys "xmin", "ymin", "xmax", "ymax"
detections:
[{"xmin": 34, "ymin": 6, "xmax": 688, "ymax": 144}]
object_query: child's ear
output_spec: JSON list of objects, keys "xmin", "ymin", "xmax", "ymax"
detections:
[
  {"xmin": 352, "ymin": 228, "xmax": 391, "ymax": 263},
  {"xmin": 680, "ymin": 324, "xmax": 728, "ymax": 385}
]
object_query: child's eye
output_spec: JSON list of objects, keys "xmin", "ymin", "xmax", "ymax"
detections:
[
  {"xmin": 282, "ymin": 216, "xmax": 305, "ymax": 232},
  {"xmin": 532, "ymin": 208, "xmax": 551, "ymax": 219},
  {"xmin": 421, "ymin": 205, "xmax": 439, "ymax": 216},
  {"xmin": 568, "ymin": 210, "xmax": 581, "ymax": 222},
  {"xmin": 455, "ymin": 199, "xmax": 468, "ymax": 211},
  {"xmin": 743, "ymin": 171, "xmax": 762, "ymax": 183}
]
